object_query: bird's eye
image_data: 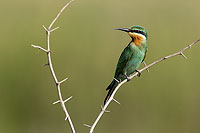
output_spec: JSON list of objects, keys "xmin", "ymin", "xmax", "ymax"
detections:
[
  {"xmin": 133, "ymin": 30, "xmax": 146, "ymax": 37},
  {"xmin": 133, "ymin": 30, "xmax": 139, "ymax": 33}
]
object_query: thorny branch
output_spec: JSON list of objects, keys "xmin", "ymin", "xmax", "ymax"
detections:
[
  {"xmin": 32, "ymin": 0, "xmax": 75, "ymax": 133},
  {"xmin": 88, "ymin": 38, "xmax": 200, "ymax": 133}
]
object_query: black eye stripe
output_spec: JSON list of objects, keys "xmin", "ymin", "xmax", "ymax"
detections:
[{"xmin": 132, "ymin": 30, "xmax": 146, "ymax": 37}]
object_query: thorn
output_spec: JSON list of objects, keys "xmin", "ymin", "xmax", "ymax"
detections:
[
  {"xmin": 83, "ymin": 124, "xmax": 91, "ymax": 128},
  {"xmin": 113, "ymin": 98, "xmax": 120, "ymax": 104},
  {"xmin": 31, "ymin": 44, "xmax": 48, "ymax": 53},
  {"xmin": 180, "ymin": 52, "xmax": 187, "ymax": 59},
  {"xmin": 50, "ymin": 27, "xmax": 60, "ymax": 32},
  {"xmin": 42, "ymin": 25, "xmax": 48, "ymax": 31},
  {"xmin": 65, "ymin": 116, "xmax": 69, "ymax": 121},
  {"xmin": 53, "ymin": 100, "xmax": 60, "ymax": 104},
  {"xmin": 104, "ymin": 110, "xmax": 110, "ymax": 113},
  {"xmin": 114, "ymin": 78, "xmax": 120, "ymax": 83},
  {"xmin": 43, "ymin": 63, "xmax": 49, "ymax": 66},
  {"xmin": 59, "ymin": 77, "xmax": 68, "ymax": 84},
  {"xmin": 101, "ymin": 105, "xmax": 110, "ymax": 113},
  {"xmin": 143, "ymin": 61, "xmax": 149, "ymax": 72},
  {"xmin": 63, "ymin": 96, "xmax": 73, "ymax": 103},
  {"xmin": 53, "ymin": 96, "xmax": 72, "ymax": 104}
]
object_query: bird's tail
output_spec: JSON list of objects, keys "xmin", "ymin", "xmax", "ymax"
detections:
[{"xmin": 104, "ymin": 79, "xmax": 118, "ymax": 105}]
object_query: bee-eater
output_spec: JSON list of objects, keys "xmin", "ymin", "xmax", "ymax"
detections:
[{"xmin": 104, "ymin": 25, "xmax": 148, "ymax": 105}]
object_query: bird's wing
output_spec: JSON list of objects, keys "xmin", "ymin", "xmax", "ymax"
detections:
[
  {"xmin": 114, "ymin": 45, "xmax": 132, "ymax": 78},
  {"xmin": 142, "ymin": 48, "xmax": 148, "ymax": 63}
]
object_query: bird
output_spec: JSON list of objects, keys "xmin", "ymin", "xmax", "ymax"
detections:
[{"xmin": 104, "ymin": 25, "xmax": 148, "ymax": 105}]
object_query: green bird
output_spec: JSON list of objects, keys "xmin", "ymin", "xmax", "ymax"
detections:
[{"xmin": 104, "ymin": 25, "xmax": 148, "ymax": 105}]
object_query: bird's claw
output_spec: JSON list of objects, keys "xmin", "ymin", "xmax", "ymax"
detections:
[
  {"xmin": 135, "ymin": 70, "xmax": 141, "ymax": 77},
  {"xmin": 124, "ymin": 75, "xmax": 131, "ymax": 81}
]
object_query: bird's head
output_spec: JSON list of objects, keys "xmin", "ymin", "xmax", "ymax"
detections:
[{"xmin": 116, "ymin": 26, "xmax": 147, "ymax": 46}]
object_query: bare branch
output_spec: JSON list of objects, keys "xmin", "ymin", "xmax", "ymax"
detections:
[
  {"xmin": 43, "ymin": 63, "xmax": 49, "ymax": 66},
  {"xmin": 65, "ymin": 116, "xmax": 69, "ymax": 121},
  {"xmin": 31, "ymin": 44, "xmax": 48, "ymax": 53},
  {"xmin": 59, "ymin": 77, "xmax": 69, "ymax": 84},
  {"xmin": 64, "ymin": 96, "xmax": 73, "ymax": 103},
  {"xmin": 83, "ymin": 124, "xmax": 92, "ymax": 128},
  {"xmin": 113, "ymin": 98, "xmax": 120, "ymax": 104},
  {"xmin": 48, "ymin": 0, "xmax": 74, "ymax": 30},
  {"xmin": 42, "ymin": 25, "xmax": 48, "ymax": 32},
  {"xmin": 53, "ymin": 100, "xmax": 60, "ymax": 105},
  {"xmin": 143, "ymin": 61, "xmax": 149, "ymax": 72},
  {"xmin": 101, "ymin": 105, "xmax": 110, "ymax": 113},
  {"xmin": 89, "ymin": 38, "xmax": 200, "ymax": 133},
  {"xmin": 50, "ymin": 27, "xmax": 60, "ymax": 32},
  {"xmin": 180, "ymin": 52, "xmax": 187, "ymax": 59},
  {"xmin": 53, "ymin": 96, "xmax": 73, "ymax": 105},
  {"xmin": 32, "ymin": 0, "xmax": 75, "ymax": 133}
]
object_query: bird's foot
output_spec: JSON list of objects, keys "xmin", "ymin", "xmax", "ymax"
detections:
[
  {"xmin": 135, "ymin": 70, "xmax": 141, "ymax": 77},
  {"xmin": 124, "ymin": 75, "xmax": 131, "ymax": 82}
]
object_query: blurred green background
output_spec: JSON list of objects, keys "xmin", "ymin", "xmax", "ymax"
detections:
[{"xmin": 0, "ymin": 0, "xmax": 200, "ymax": 133}]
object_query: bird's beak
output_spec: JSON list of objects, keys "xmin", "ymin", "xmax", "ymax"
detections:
[{"xmin": 115, "ymin": 28, "xmax": 131, "ymax": 32}]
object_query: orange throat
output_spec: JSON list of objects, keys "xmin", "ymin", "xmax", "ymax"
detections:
[{"xmin": 128, "ymin": 32, "xmax": 146, "ymax": 46}]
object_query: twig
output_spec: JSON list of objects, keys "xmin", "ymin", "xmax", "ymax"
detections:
[
  {"xmin": 53, "ymin": 96, "xmax": 73, "ymax": 105},
  {"xmin": 143, "ymin": 61, "xmax": 149, "ymax": 72},
  {"xmin": 32, "ymin": 0, "xmax": 75, "ymax": 133},
  {"xmin": 89, "ymin": 38, "xmax": 200, "ymax": 133},
  {"xmin": 31, "ymin": 44, "xmax": 49, "ymax": 53},
  {"xmin": 83, "ymin": 124, "xmax": 92, "ymax": 128},
  {"xmin": 113, "ymin": 98, "xmax": 120, "ymax": 104},
  {"xmin": 48, "ymin": 0, "xmax": 74, "ymax": 30}
]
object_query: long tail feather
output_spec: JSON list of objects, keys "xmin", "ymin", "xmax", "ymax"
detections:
[{"xmin": 104, "ymin": 80, "xmax": 118, "ymax": 105}]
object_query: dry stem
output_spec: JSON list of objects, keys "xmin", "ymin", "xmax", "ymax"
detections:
[{"xmin": 32, "ymin": 0, "xmax": 75, "ymax": 133}]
